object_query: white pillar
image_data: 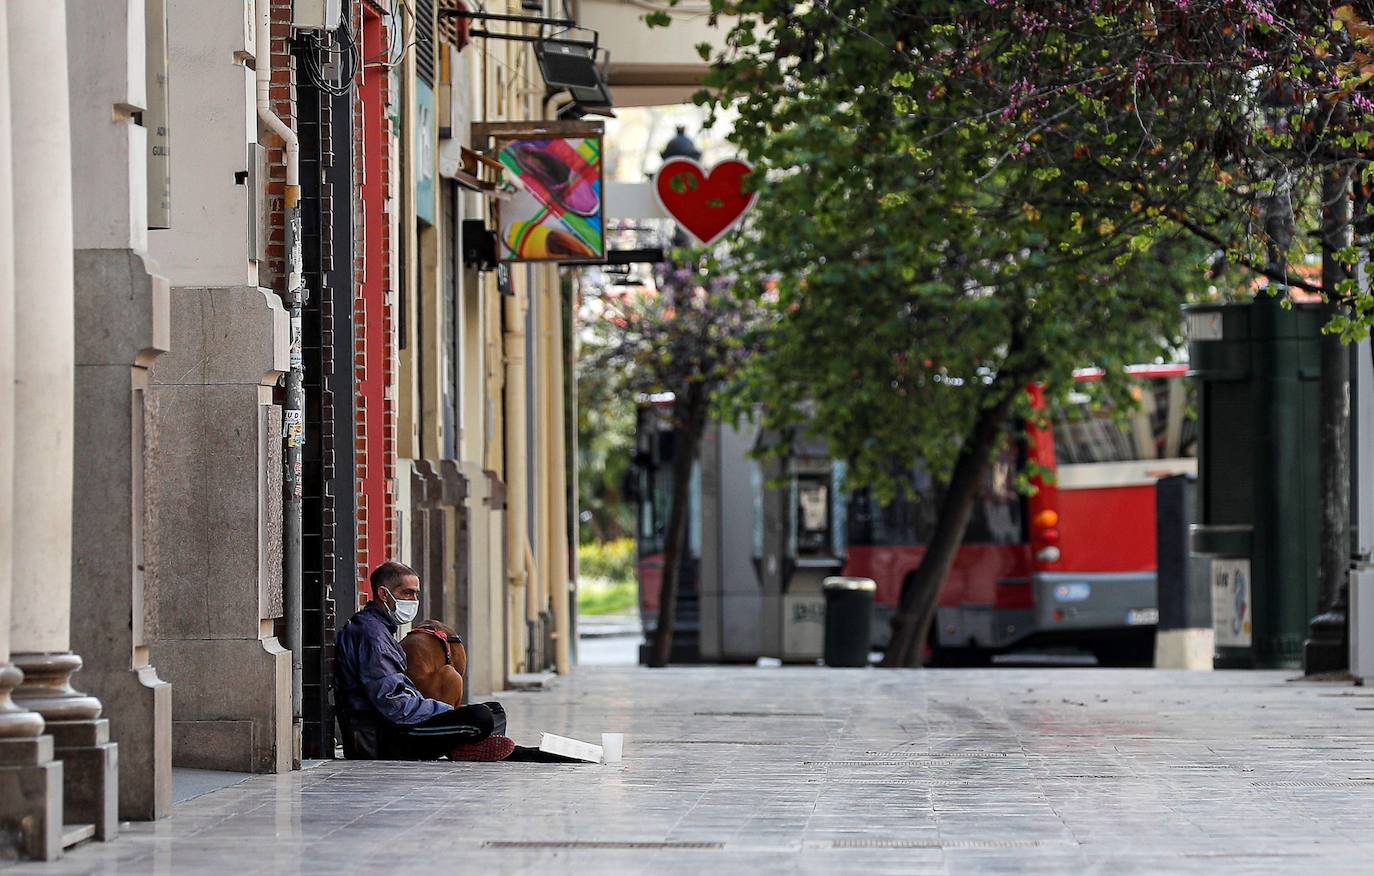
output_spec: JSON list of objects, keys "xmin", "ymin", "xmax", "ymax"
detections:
[
  {"xmin": 10, "ymin": 0, "xmax": 120, "ymax": 844},
  {"xmin": 1, "ymin": 2, "xmax": 72, "ymax": 861},
  {"xmin": 0, "ymin": 0, "xmax": 43, "ymax": 742},
  {"xmin": 0, "ymin": 0, "xmax": 17, "ymax": 712},
  {"xmin": 8, "ymin": 1, "xmax": 77, "ymax": 658}
]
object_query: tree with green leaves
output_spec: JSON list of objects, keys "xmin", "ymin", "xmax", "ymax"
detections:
[
  {"xmin": 586, "ymin": 257, "xmax": 765, "ymax": 666},
  {"xmin": 644, "ymin": 0, "xmax": 1374, "ymax": 667},
  {"xmin": 656, "ymin": 1, "xmax": 1234, "ymax": 666},
  {"xmin": 576, "ymin": 313, "xmax": 637, "ymax": 544}
]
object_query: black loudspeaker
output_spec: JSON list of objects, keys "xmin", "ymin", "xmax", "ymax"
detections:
[{"xmin": 461, "ymin": 219, "xmax": 497, "ymax": 271}]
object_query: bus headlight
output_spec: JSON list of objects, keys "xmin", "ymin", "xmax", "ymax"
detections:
[{"xmin": 1035, "ymin": 546, "xmax": 1061, "ymax": 563}]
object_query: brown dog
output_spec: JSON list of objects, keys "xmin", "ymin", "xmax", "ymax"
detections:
[{"xmin": 401, "ymin": 619, "xmax": 468, "ymax": 707}]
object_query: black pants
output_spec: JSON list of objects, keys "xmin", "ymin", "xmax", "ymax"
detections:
[
  {"xmin": 376, "ymin": 702, "xmax": 505, "ymax": 760},
  {"xmin": 373, "ymin": 702, "xmax": 581, "ymax": 763}
]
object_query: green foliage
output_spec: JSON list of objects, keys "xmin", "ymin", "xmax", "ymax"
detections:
[
  {"xmin": 578, "ymin": 537, "xmax": 637, "ymax": 582},
  {"xmin": 699, "ymin": 1, "xmax": 1212, "ymax": 500},
  {"xmin": 578, "ymin": 254, "xmax": 765, "ymax": 543},
  {"xmin": 577, "ymin": 577, "xmax": 639, "ymax": 616},
  {"xmin": 577, "ymin": 319, "xmax": 637, "ymax": 543}
]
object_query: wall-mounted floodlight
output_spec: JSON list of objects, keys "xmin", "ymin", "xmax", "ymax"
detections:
[
  {"xmin": 534, "ymin": 38, "xmax": 603, "ymax": 91},
  {"xmin": 437, "ymin": 7, "xmax": 615, "ymax": 116},
  {"xmin": 557, "ymin": 48, "xmax": 614, "ymax": 118}
]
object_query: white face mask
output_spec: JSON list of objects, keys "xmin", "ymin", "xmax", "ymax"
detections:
[{"xmin": 392, "ymin": 599, "xmax": 419, "ymax": 625}]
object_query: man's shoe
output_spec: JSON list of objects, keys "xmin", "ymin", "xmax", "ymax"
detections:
[{"xmin": 447, "ymin": 735, "xmax": 516, "ymax": 762}]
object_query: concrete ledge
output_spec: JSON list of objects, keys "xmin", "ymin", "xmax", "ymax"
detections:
[
  {"xmin": 1155, "ymin": 628, "xmax": 1215, "ymax": 670},
  {"xmin": 155, "ymin": 638, "xmax": 290, "ymax": 774},
  {"xmin": 172, "ymin": 721, "xmax": 256, "ymax": 774}
]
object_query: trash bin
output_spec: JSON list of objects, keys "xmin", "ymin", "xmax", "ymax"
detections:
[
  {"xmin": 1154, "ymin": 474, "xmax": 1213, "ymax": 669},
  {"xmin": 823, "ymin": 577, "xmax": 876, "ymax": 667}
]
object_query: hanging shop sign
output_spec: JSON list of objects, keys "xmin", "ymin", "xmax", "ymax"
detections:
[
  {"xmin": 653, "ymin": 158, "xmax": 757, "ymax": 247},
  {"xmin": 495, "ymin": 135, "xmax": 605, "ymax": 262},
  {"xmin": 415, "ymin": 79, "xmax": 437, "ymax": 225}
]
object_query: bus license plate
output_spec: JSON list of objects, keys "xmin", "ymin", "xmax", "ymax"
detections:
[{"xmin": 1126, "ymin": 608, "xmax": 1158, "ymax": 626}]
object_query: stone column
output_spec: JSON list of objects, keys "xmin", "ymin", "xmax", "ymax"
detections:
[
  {"xmin": 143, "ymin": 0, "xmax": 292, "ymax": 776},
  {"xmin": 0, "ymin": 3, "xmax": 61, "ymax": 862},
  {"xmin": 66, "ymin": 0, "xmax": 173, "ymax": 822},
  {"xmin": 8, "ymin": 0, "xmax": 120, "ymax": 849},
  {"xmin": 456, "ymin": 462, "xmax": 499, "ymax": 697},
  {"xmin": 438, "ymin": 461, "xmax": 469, "ymax": 638},
  {"xmin": 146, "ymin": 287, "xmax": 291, "ymax": 774}
]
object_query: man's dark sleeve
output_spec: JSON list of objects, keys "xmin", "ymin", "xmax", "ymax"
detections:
[{"xmin": 352, "ymin": 630, "xmax": 452, "ymax": 726}]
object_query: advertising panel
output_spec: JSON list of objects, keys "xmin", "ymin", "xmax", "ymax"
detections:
[{"xmin": 496, "ymin": 136, "xmax": 604, "ymax": 262}]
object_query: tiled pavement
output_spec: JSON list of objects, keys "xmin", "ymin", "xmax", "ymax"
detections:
[{"xmin": 10, "ymin": 666, "xmax": 1374, "ymax": 874}]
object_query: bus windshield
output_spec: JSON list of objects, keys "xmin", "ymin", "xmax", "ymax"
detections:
[
  {"xmin": 1052, "ymin": 377, "xmax": 1197, "ymax": 464},
  {"xmin": 846, "ymin": 442, "xmax": 1024, "ymax": 547}
]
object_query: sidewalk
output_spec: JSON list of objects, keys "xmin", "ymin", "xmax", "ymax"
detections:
[{"xmin": 11, "ymin": 666, "xmax": 1374, "ymax": 874}]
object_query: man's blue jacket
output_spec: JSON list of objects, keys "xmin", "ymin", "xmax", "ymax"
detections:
[{"xmin": 335, "ymin": 602, "xmax": 452, "ymax": 726}]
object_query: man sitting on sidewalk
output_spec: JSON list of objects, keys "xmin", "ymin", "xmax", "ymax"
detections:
[{"xmin": 335, "ymin": 561, "xmax": 571, "ymax": 762}]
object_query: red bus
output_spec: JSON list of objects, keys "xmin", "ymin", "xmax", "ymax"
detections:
[{"xmin": 844, "ymin": 364, "xmax": 1195, "ymax": 663}]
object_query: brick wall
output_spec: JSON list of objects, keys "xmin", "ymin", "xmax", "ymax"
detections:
[
  {"xmin": 266, "ymin": 0, "xmax": 297, "ymax": 296},
  {"xmin": 355, "ymin": 0, "xmax": 398, "ymax": 594}
]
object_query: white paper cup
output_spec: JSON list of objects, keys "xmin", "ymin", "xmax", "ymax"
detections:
[{"xmin": 601, "ymin": 733, "xmax": 624, "ymax": 764}]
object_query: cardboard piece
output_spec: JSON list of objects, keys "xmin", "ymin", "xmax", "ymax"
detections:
[{"xmin": 539, "ymin": 732, "xmax": 603, "ymax": 763}]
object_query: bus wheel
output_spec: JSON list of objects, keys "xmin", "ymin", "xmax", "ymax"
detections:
[{"xmin": 1091, "ymin": 629, "xmax": 1155, "ymax": 667}]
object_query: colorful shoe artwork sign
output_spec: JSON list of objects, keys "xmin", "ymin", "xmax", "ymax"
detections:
[
  {"xmin": 653, "ymin": 158, "xmax": 758, "ymax": 247},
  {"xmin": 496, "ymin": 136, "xmax": 605, "ymax": 262}
]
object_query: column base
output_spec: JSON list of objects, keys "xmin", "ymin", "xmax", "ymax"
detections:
[
  {"xmin": 0, "ymin": 736, "xmax": 62, "ymax": 862},
  {"xmin": 46, "ymin": 720, "xmax": 117, "ymax": 842},
  {"xmin": 156, "ymin": 637, "xmax": 291, "ymax": 774},
  {"xmin": 11, "ymin": 653, "xmax": 117, "ymax": 842},
  {"xmin": 76, "ymin": 664, "xmax": 170, "ymax": 821}
]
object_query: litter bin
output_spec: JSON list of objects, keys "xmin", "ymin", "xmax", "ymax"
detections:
[{"xmin": 823, "ymin": 577, "xmax": 876, "ymax": 667}]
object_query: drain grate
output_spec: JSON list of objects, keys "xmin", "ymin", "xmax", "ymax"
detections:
[
  {"xmin": 807, "ymin": 760, "xmax": 950, "ymax": 766},
  {"xmin": 808, "ymin": 761, "xmax": 979, "ymax": 769},
  {"xmin": 832, "ymin": 839, "xmax": 1048, "ymax": 850},
  {"xmin": 1182, "ymin": 852, "xmax": 1318, "ymax": 859},
  {"xmin": 637, "ymin": 740, "xmax": 787, "ymax": 746},
  {"xmin": 862, "ymin": 757, "xmax": 1016, "ymax": 763},
  {"xmin": 810, "ymin": 778, "xmax": 965, "ymax": 785},
  {"xmin": 1250, "ymin": 780, "xmax": 1374, "ymax": 789},
  {"xmin": 483, "ymin": 841, "xmax": 724, "ymax": 850},
  {"xmin": 694, "ymin": 711, "xmax": 825, "ymax": 718}
]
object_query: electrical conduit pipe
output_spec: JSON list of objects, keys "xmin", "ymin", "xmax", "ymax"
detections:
[
  {"xmin": 504, "ymin": 288, "xmax": 530, "ymax": 674},
  {"xmin": 256, "ymin": 0, "xmax": 304, "ymax": 758}
]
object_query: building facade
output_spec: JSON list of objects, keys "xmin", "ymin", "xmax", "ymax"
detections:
[{"xmin": 0, "ymin": 0, "xmax": 640, "ymax": 860}]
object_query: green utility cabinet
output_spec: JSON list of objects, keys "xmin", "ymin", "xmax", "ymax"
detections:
[{"xmin": 1187, "ymin": 298, "xmax": 1323, "ymax": 669}]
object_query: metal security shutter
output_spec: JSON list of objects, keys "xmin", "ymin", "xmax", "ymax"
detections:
[{"xmin": 415, "ymin": 0, "xmax": 436, "ymax": 85}]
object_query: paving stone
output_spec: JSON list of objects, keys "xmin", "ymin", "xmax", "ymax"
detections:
[{"xmin": 8, "ymin": 666, "xmax": 1374, "ymax": 873}]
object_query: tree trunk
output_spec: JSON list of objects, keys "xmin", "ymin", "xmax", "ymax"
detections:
[
  {"xmin": 881, "ymin": 386, "xmax": 1020, "ymax": 668},
  {"xmin": 648, "ymin": 386, "xmax": 706, "ymax": 667},
  {"xmin": 1307, "ymin": 164, "xmax": 1354, "ymax": 674},
  {"xmin": 1319, "ymin": 165, "xmax": 1353, "ymax": 613}
]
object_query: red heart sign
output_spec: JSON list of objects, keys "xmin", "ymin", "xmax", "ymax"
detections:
[{"xmin": 654, "ymin": 158, "xmax": 757, "ymax": 247}]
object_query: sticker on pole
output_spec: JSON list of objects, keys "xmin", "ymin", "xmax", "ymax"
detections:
[{"xmin": 1211, "ymin": 558, "xmax": 1252, "ymax": 647}]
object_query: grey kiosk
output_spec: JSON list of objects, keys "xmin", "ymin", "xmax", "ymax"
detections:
[{"xmin": 1186, "ymin": 298, "xmax": 1322, "ymax": 669}]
